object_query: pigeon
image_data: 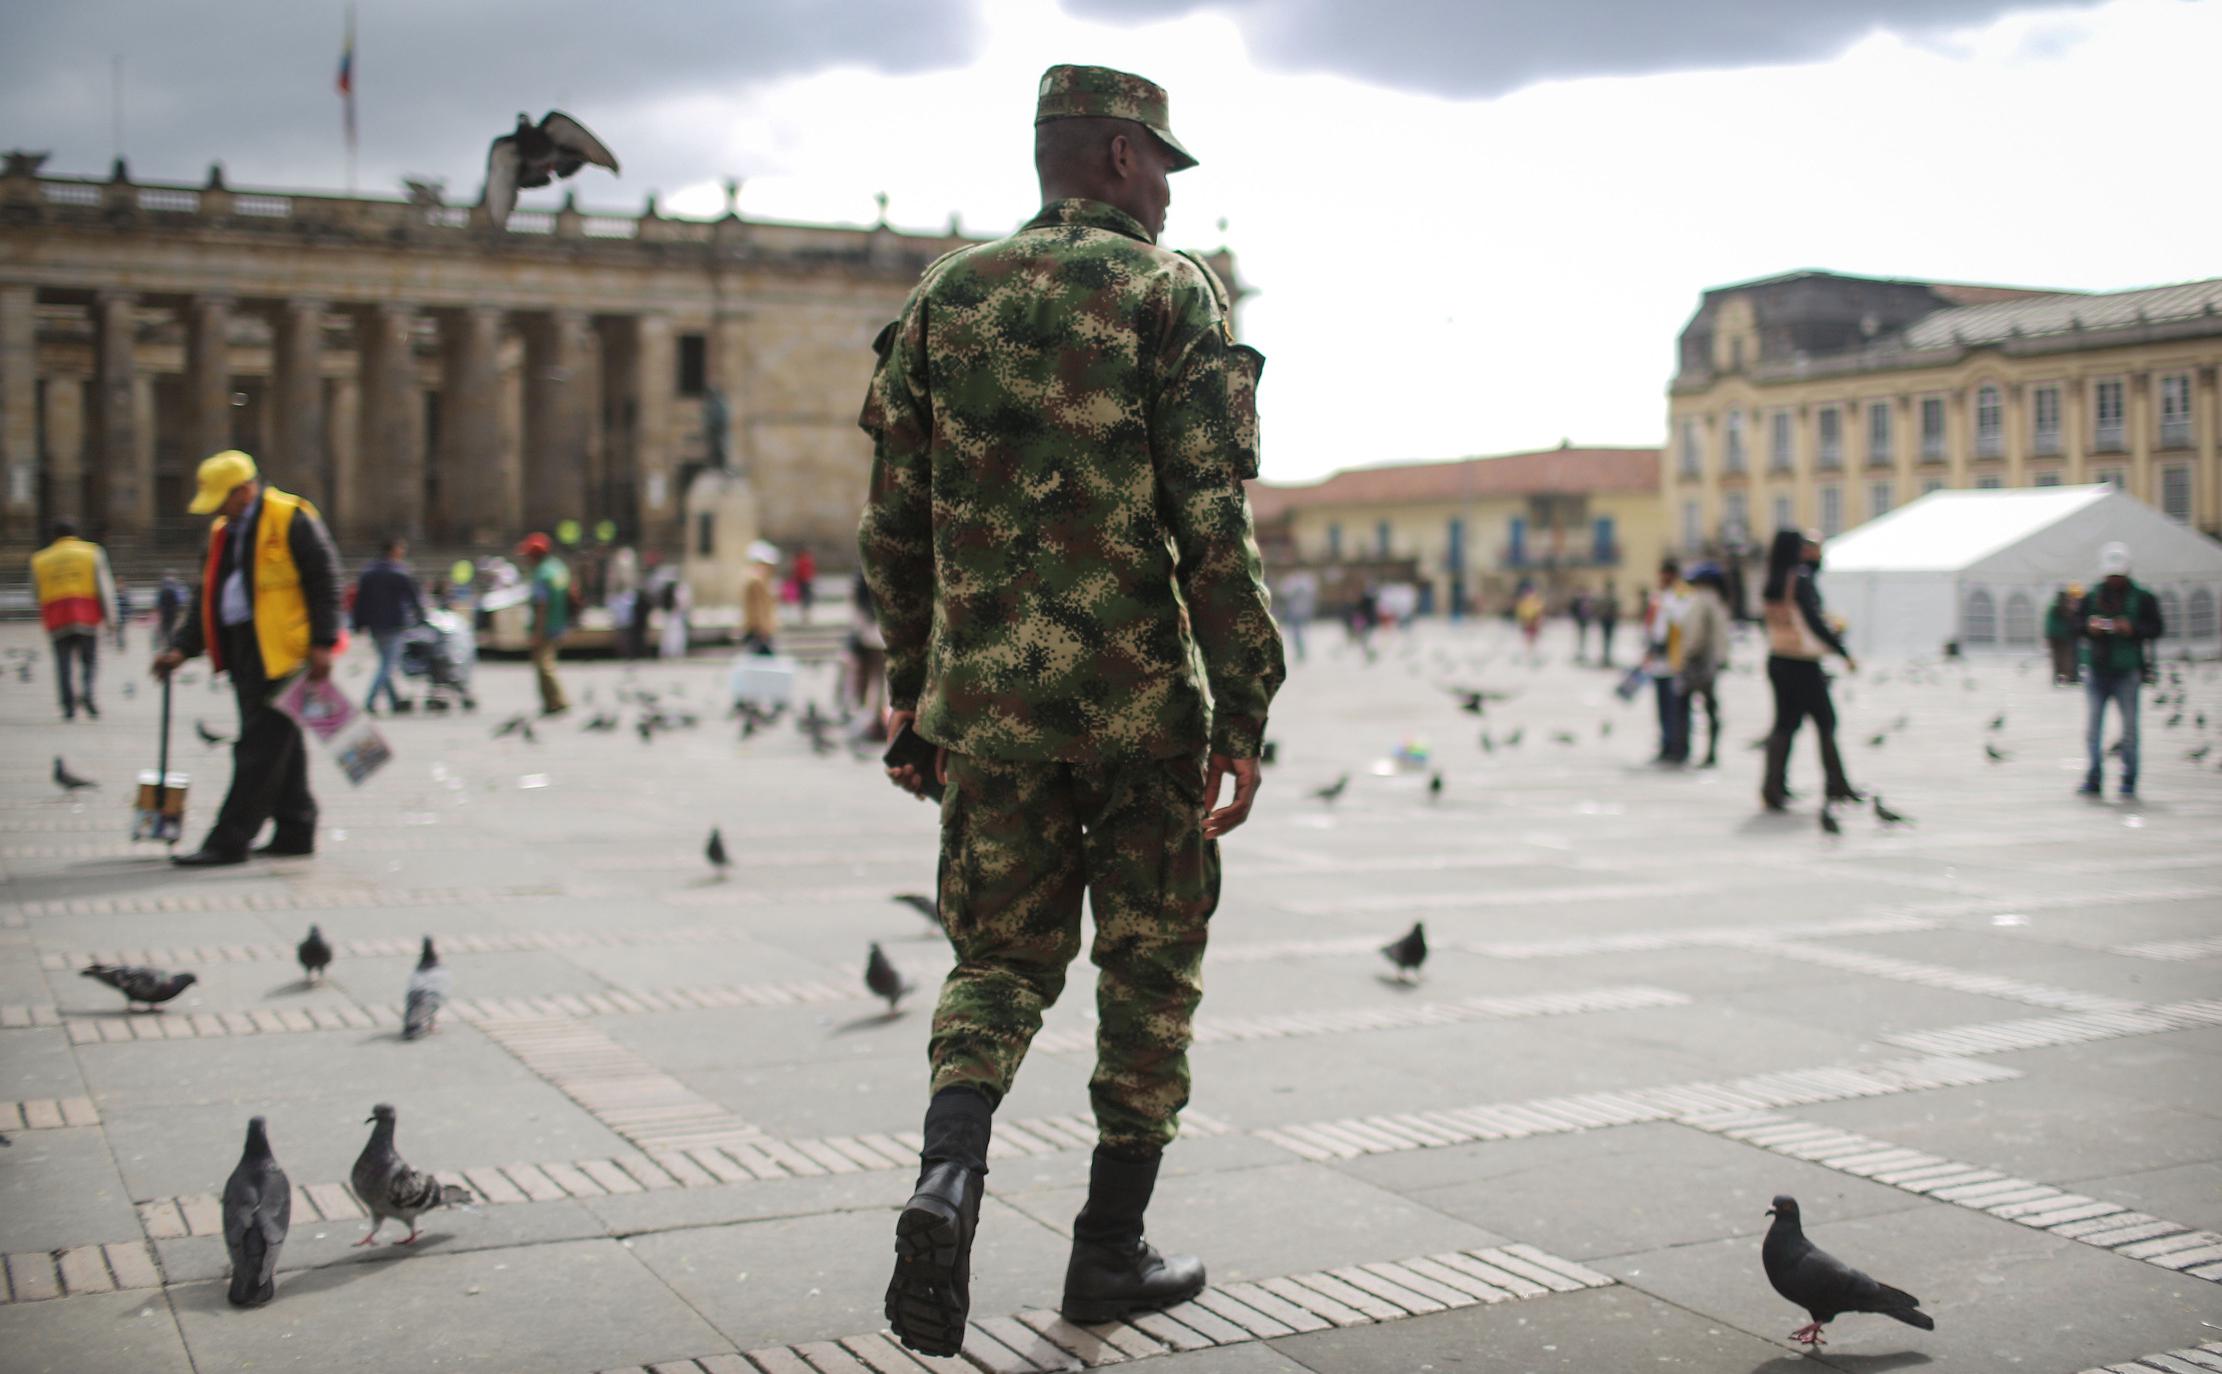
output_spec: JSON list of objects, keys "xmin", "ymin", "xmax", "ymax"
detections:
[
  {"xmin": 1427, "ymin": 772, "xmax": 1443, "ymax": 800},
  {"xmin": 53, "ymin": 757, "xmax": 96, "ymax": 791},
  {"xmin": 2188, "ymin": 743, "xmax": 2212, "ymax": 763},
  {"xmin": 482, "ymin": 111, "xmax": 620, "ymax": 231},
  {"xmin": 1763, "ymin": 1195, "xmax": 1933, "ymax": 1346},
  {"xmin": 1381, "ymin": 922, "xmax": 1427, "ymax": 981},
  {"xmin": 222, "ymin": 1116, "xmax": 292, "ymax": 1307},
  {"xmin": 1873, "ymin": 796, "xmax": 1912, "ymax": 826},
  {"xmin": 81, "ymin": 964, "xmax": 196, "ymax": 1010},
  {"xmin": 350, "ymin": 1104, "xmax": 473, "ymax": 1246},
  {"xmin": 297, "ymin": 925, "xmax": 332, "ymax": 981},
  {"xmin": 1984, "ymin": 743, "xmax": 2011, "ymax": 763},
  {"xmin": 1988, "ymin": 712, "xmax": 2006, "ymax": 731},
  {"xmin": 2165, "ymin": 711, "xmax": 2183, "ymax": 729},
  {"xmin": 402, "ymin": 938, "xmax": 450, "ymax": 1040},
  {"xmin": 196, "ymin": 719, "xmax": 230, "ymax": 746},
  {"xmin": 1819, "ymin": 806, "xmax": 1841, "ymax": 837},
  {"xmin": 865, "ymin": 942, "xmax": 910, "ymax": 1010},
  {"xmin": 1453, "ymin": 690, "xmax": 1486, "ymax": 716},
  {"xmin": 637, "ymin": 716, "xmax": 657, "ymax": 744},
  {"xmin": 1599, "ymin": 720, "xmax": 1612, "ymax": 738},
  {"xmin": 1551, "ymin": 730, "xmax": 1577, "ymax": 746},
  {"xmin": 1312, "ymin": 774, "xmax": 1350, "ymax": 804},
  {"xmin": 1479, "ymin": 731, "xmax": 1495, "ymax": 753},
  {"xmin": 1866, "ymin": 732, "xmax": 1888, "ymax": 748},
  {"xmin": 706, "ymin": 827, "xmax": 729, "ymax": 873},
  {"xmin": 581, "ymin": 711, "xmax": 619, "ymax": 732},
  {"xmin": 1505, "ymin": 728, "xmax": 1525, "ymax": 748},
  {"xmin": 892, "ymin": 892, "xmax": 941, "ymax": 929},
  {"xmin": 492, "ymin": 713, "xmax": 529, "ymax": 739},
  {"xmin": 2106, "ymin": 738, "xmax": 2124, "ymax": 757}
]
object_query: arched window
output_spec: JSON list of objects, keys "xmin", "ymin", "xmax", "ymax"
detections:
[
  {"xmin": 1964, "ymin": 588, "xmax": 1997, "ymax": 644},
  {"xmin": 2157, "ymin": 588, "xmax": 2181, "ymax": 640},
  {"xmin": 2002, "ymin": 592, "xmax": 2037, "ymax": 646},
  {"xmin": 2188, "ymin": 588, "xmax": 2218, "ymax": 640}
]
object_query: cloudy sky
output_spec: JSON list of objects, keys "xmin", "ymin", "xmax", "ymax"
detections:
[{"xmin": 6, "ymin": 0, "xmax": 2216, "ymax": 483}]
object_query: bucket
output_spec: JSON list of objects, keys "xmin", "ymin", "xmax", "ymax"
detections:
[{"xmin": 133, "ymin": 771, "xmax": 188, "ymax": 843}]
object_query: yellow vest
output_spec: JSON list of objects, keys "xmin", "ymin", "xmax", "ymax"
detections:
[
  {"xmin": 30, "ymin": 538, "xmax": 108, "ymax": 632},
  {"xmin": 204, "ymin": 489, "xmax": 322, "ymax": 680}
]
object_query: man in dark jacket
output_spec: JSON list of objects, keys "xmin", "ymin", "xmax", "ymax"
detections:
[
  {"xmin": 2043, "ymin": 585, "xmax": 2082, "ymax": 686},
  {"xmin": 352, "ymin": 537, "xmax": 424, "ymax": 714},
  {"xmin": 2076, "ymin": 543, "xmax": 2163, "ymax": 800},
  {"xmin": 152, "ymin": 451, "xmax": 343, "ymax": 866}
]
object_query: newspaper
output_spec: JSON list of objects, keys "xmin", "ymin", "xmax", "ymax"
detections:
[{"xmin": 273, "ymin": 674, "xmax": 393, "ymax": 785}]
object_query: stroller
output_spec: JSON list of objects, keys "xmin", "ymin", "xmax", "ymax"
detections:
[{"xmin": 399, "ymin": 608, "xmax": 478, "ymax": 712}]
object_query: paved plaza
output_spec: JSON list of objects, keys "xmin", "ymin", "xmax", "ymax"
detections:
[{"xmin": 1, "ymin": 617, "xmax": 2219, "ymax": 1373}]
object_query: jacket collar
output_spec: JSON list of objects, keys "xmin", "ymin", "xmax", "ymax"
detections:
[{"xmin": 1024, "ymin": 197, "xmax": 1154, "ymax": 244}]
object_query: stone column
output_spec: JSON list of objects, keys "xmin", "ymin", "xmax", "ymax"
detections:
[
  {"xmin": 0, "ymin": 285, "xmax": 36, "ymax": 537},
  {"xmin": 522, "ymin": 309, "xmax": 593, "ymax": 531},
  {"xmin": 325, "ymin": 375, "xmax": 360, "ymax": 543},
  {"xmin": 43, "ymin": 377, "xmax": 85, "ymax": 520},
  {"xmin": 438, "ymin": 306, "xmax": 506, "ymax": 543},
  {"xmin": 355, "ymin": 304, "xmax": 424, "ymax": 539},
  {"xmin": 183, "ymin": 295, "xmax": 233, "ymax": 465},
  {"xmin": 93, "ymin": 291, "xmax": 147, "ymax": 533},
  {"xmin": 633, "ymin": 312, "xmax": 677, "ymax": 545},
  {"xmin": 271, "ymin": 299, "xmax": 328, "ymax": 508}
]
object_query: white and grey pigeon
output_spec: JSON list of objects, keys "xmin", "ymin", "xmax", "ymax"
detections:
[
  {"xmin": 402, "ymin": 937, "xmax": 449, "ymax": 1040},
  {"xmin": 349, "ymin": 1103, "xmax": 473, "ymax": 1246},
  {"xmin": 482, "ymin": 111, "xmax": 620, "ymax": 230},
  {"xmin": 222, "ymin": 1115, "xmax": 291, "ymax": 1307},
  {"xmin": 81, "ymin": 963, "xmax": 197, "ymax": 1010}
]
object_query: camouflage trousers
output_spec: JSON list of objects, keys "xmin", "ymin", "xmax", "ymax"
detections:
[{"xmin": 929, "ymin": 749, "xmax": 1221, "ymax": 1155}]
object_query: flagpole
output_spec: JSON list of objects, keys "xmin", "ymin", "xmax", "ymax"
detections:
[{"xmin": 341, "ymin": 3, "xmax": 357, "ymax": 194}]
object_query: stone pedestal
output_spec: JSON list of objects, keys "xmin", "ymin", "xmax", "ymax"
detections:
[{"xmin": 681, "ymin": 466, "xmax": 759, "ymax": 612}]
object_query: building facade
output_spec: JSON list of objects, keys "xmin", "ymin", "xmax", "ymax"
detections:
[
  {"xmin": 1248, "ymin": 446, "xmax": 1663, "ymax": 617},
  {"xmin": 1663, "ymin": 271, "xmax": 2222, "ymax": 560}
]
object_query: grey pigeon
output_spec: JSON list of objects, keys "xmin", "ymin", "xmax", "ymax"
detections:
[
  {"xmin": 1763, "ymin": 1195, "xmax": 1933, "ymax": 1346},
  {"xmin": 223, "ymin": 1116, "xmax": 291, "ymax": 1307},
  {"xmin": 1505, "ymin": 728, "xmax": 1524, "ymax": 747},
  {"xmin": 81, "ymin": 964, "xmax": 196, "ymax": 1010},
  {"xmin": 892, "ymin": 892, "xmax": 940, "ymax": 928},
  {"xmin": 1479, "ymin": 731, "xmax": 1494, "ymax": 753},
  {"xmin": 1988, "ymin": 712, "xmax": 2005, "ymax": 731},
  {"xmin": 1551, "ymin": 730, "xmax": 1577, "ymax": 746},
  {"xmin": 706, "ymin": 827, "xmax": 729, "ymax": 873},
  {"xmin": 2189, "ymin": 743, "xmax": 2213, "ymax": 763},
  {"xmin": 1984, "ymin": 743, "xmax": 2011, "ymax": 763},
  {"xmin": 1381, "ymin": 922, "xmax": 1427, "ymax": 981},
  {"xmin": 492, "ymin": 712, "xmax": 529, "ymax": 739},
  {"xmin": 865, "ymin": 942, "xmax": 910, "ymax": 1010},
  {"xmin": 53, "ymin": 756, "xmax": 96, "ymax": 791},
  {"xmin": 1427, "ymin": 772, "xmax": 1443, "ymax": 800},
  {"xmin": 483, "ymin": 111, "xmax": 620, "ymax": 231},
  {"xmin": 1866, "ymin": 732, "xmax": 1888, "ymax": 748},
  {"xmin": 1819, "ymin": 806, "xmax": 1841, "ymax": 837},
  {"xmin": 349, "ymin": 1104, "xmax": 473, "ymax": 1246},
  {"xmin": 1312, "ymin": 774, "xmax": 1350, "ymax": 803},
  {"xmin": 402, "ymin": 938, "xmax": 449, "ymax": 1040},
  {"xmin": 297, "ymin": 925, "xmax": 332, "ymax": 981},
  {"xmin": 196, "ymin": 719, "xmax": 229, "ymax": 746},
  {"xmin": 1873, "ymin": 796, "xmax": 1911, "ymax": 826}
]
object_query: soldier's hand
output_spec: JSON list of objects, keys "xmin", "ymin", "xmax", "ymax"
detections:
[
  {"xmin": 1202, "ymin": 754, "xmax": 1260, "ymax": 840},
  {"xmin": 151, "ymin": 649, "xmax": 185, "ymax": 680},
  {"xmin": 883, "ymin": 709, "xmax": 946, "ymax": 800}
]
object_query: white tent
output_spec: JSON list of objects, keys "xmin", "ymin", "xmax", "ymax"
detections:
[{"xmin": 1817, "ymin": 486, "xmax": 2222, "ymax": 660}]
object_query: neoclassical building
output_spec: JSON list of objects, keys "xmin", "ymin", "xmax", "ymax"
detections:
[{"xmin": 1663, "ymin": 270, "xmax": 2222, "ymax": 557}]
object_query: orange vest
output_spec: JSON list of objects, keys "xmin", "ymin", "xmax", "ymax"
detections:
[
  {"xmin": 202, "ymin": 489, "xmax": 334, "ymax": 679},
  {"xmin": 30, "ymin": 538, "xmax": 109, "ymax": 633}
]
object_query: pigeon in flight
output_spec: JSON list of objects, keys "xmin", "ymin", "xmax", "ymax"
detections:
[
  {"xmin": 483, "ymin": 111, "xmax": 620, "ymax": 231},
  {"xmin": 196, "ymin": 720, "xmax": 230, "ymax": 747},
  {"xmin": 81, "ymin": 964, "xmax": 196, "ymax": 1010},
  {"xmin": 892, "ymin": 892, "xmax": 940, "ymax": 928},
  {"xmin": 222, "ymin": 1116, "xmax": 291, "ymax": 1307},
  {"xmin": 350, "ymin": 1104, "xmax": 473, "ymax": 1246},
  {"xmin": 53, "ymin": 757, "xmax": 96, "ymax": 791},
  {"xmin": 706, "ymin": 827, "xmax": 729, "ymax": 873},
  {"xmin": 297, "ymin": 925, "xmax": 332, "ymax": 981},
  {"xmin": 1763, "ymin": 1195, "xmax": 1933, "ymax": 1346},
  {"xmin": 1873, "ymin": 796, "xmax": 1911, "ymax": 826},
  {"xmin": 865, "ymin": 942, "xmax": 910, "ymax": 1010},
  {"xmin": 1380, "ymin": 922, "xmax": 1427, "ymax": 982},
  {"xmin": 402, "ymin": 938, "xmax": 450, "ymax": 1040}
]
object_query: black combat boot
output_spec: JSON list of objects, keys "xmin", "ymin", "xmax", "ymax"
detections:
[
  {"xmin": 1760, "ymin": 733, "xmax": 1792, "ymax": 812},
  {"xmin": 1818, "ymin": 730, "xmax": 1865, "ymax": 803},
  {"xmin": 886, "ymin": 1087, "xmax": 993, "ymax": 1358},
  {"xmin": 1060, "ymin": 1147, "xmax": 1206, "ymax": 1323}
]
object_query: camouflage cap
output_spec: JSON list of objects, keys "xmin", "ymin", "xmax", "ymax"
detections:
[{"xmin": 1035, "ymin": 63, "xmax": 1197, "ymax": 170}]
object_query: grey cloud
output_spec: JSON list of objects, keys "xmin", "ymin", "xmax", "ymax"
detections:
[
  {"xmin": 1061, "ymin": 0, "xmax": 2105, "ymax": 97},
  {"xmin": 1, "ymin": 0, "xmax": 983, "ymax": 204}
]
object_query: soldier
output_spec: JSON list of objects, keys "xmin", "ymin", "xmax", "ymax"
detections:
[{"xmin": 858, "ymin": 63, "xmax": 1286, "ymax": 1359}]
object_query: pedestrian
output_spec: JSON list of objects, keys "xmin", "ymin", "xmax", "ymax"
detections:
[
  {"xmin": 352, "ymin": 536, "xmax": 424, "ymax": 715},
  {"xmin": 1515, "ymin": 583, "xmax": 1545, "ymax": 660},
  {"xmin": 1644, "ymin": 559, "xmax": 1689, "ymax": 763},
  {"xmin": 156, "ymin": 570, "xmax": 187, "ymax": 646},
  {"xmin": 1758, "ymin": 529, "xmax": 1860, "ymax": 810},
  {"xmin": 1597, "ymin": 581, "xmax": 1621, "ymax": 667},
  {"xmin": 792, "ymin": 544, "xmax": 817, "ymax": 625},
  {"xmin": 846, "ymin": 570, "xmax": 888, "ymax": 737},
  {"xmin": 28, "ymin": 518, "xmax": 116, "ymax": 720},
  {"xmin": 112, "ymin": 575, "xmax": 130, "ymax": 650},
  {"xmin": 2075, "ymin": 543, "xmax": 2163, "ymax": 800},
  {"xmin": 1570, "ymin": 590, "xmax": 1592, "ymax": 662},
  {"xmin": 2044, "ymin": 584, "xmax": 2082, "ymax": 686},
  {"xmin": 1276, "ymin": 568, "xmax": 1317, "ymax": 664},
  {"xmin": 151, "ymin": 451, "xmax": 342, "ymax": 865},
  {"xmin": 516, "ymin": 532, "xmax": 571, "ymax": 716},
  {"xmin": 857, "ymin": 63, "xmax": 1285, "ymax": 1359},
  {"xmin": 741, "ymin": 541, "xmax": 780, "ymax": 656},
  {"xmin": 658, "ymin": 571, "xmax": 691, "ymax": 659},
  {"xmin": 1679, "ymin": 563, "xmax": 1731, "ymax": 768},
  {"xmin": 1352, "ymin": 582, "xmax": 1379, "ymax": 652},
  {"xmin": 626, "ymin": 556, "xmax": 656, "ymax": 660}
]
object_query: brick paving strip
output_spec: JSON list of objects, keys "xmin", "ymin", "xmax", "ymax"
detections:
[
  {"xmin": 12, "ymin": 883, "xmax": 559, "ymax": 919},
  {"xmin": 1681, "ymin": 1110, "xmax": 2222, "ymax": 1286},
  {"xmin": 0, "ymin": 1242, "xmax": 163, "ymax": 1303},
  {"xmin": 2073, "ymin": 1339, "xmax": 2222, "ymax": 1372},
  {"xmin": 0, "ymin": 1096, "xmax": 101, "ymax": 1130},
  {"xmin": 36, "ymin": 925, "xmax": 760, "ymax": 972},
  {"xmin": 588, "ymin": 1244, "xmax": 1614, "ymax": 1373},
  {"xmin": 1883, "ymin": 998, "xmax": 2222, "ymax": 1057},
  {"xmin": 2110, "ymin": 934, "xmax": 2222, "ymax": 962},
  {"xmin": 1741, "ymin": 941, "xmax": 2143, "ymax": 1014}
]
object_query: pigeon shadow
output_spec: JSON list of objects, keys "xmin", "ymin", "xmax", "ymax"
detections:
[
  {"xmin": 830, "ymin": 1008, "xmax": 909, "ymax": 1035},
  {"xmin": 266, "ymin": 978, "xmax": 319, "ymax": 997},
  {"xmin": 1375, "ymin": 974, "xmax": 1420, "ymax": 992},
  {"xmin": 175, "ymin": 1233, "xmax": 461, "ymax": 1310},
  {"xmin": 1747, "ymin": 1352, "xmax": 1931, "ymax": 1373}
]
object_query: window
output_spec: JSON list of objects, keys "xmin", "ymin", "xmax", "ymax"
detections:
[
  {"xmin": 1730, "ymin": 337, "xmax": 1744, "ymax": 371},
  {"xmin": 1818, "ymin": 484, "xmax": 1843, "ymax": 537},
  {"xmin": 1771, "ymin": 493, "xmax": 1792, "ymax": 532},
  {"xmin": 1963, "ymin": 588, "xmax": 1997, "ymax": 644},
  {"xmin": 1867, "ymin": 401, "xmax": 1893, "ymax": 467},
  {"xmin": 1974, "ymin": 384, "xmax": 2003, "ymax": 457},
  {"xmin": 676, "ymin": 333, "xmax": 708, "ymax": 396},
  {"xmin": 1591, "ymin": 515, "xmax": 1616, "ymax": 564},
  {"xmin": 695, "ymin": 512, "xmax": 714, "ymax": 558},
  {"xmin": 2033, "ymin": 471, "xmax": 2061, "ymax": 487},
  {"xmin": 1770, "ymin": 410, "xmax": 1793, "ymax": 472},
  {"xmin": 1326, "ymin": 523, "xmax": 1342, "ymax": 560},
  {"xmin": 2188, "ymin": 588, "xmax": 2217, "ymax": 640},
  {"xmin": 2032, "ymin": 384, "xmax": 2062, "ymax": 456},
  {"xmin": 2160, "ymin": 374, "xmax": 2192, "ymax": 448},
  {"xmin": 2157, "ymin": 588, "xmax": 2180, "ymax": 640},
  {"xmin": 1976, "ymin": 475, "xmax": 2003, "ymax": 489},
  {"xmin": 1868, "ymin": 480, "xmax": 1893, "ymax": 519},
  {"xmin": 2002, "ymin": 593, "xmax": 2036, "ymax": 647},
  {"xmin": 1721, "ymin": 489, "xmax": 1749, "ymax": 543},
  {"xmin": 2095, "ymin": 468, "xmax": 2125, "ymax": 491},
  {"xmin": 2162, "ymin": 464, "xmax": 2193, "ymax": 522},
  {"xmin": 1724, "ymin": 408, "xmax": 1746, "ymax": 474},
  {"xmin": 1376, "ymin": 520, "xmax": 1391, "ymax": 558},
  {"xmin": 1817, "ymin": 407, "xmax": 1843, "ymax": 469},
  {"xmin": 1679, "ymin": 418, "xmax": 1703, "ymax": 478},
  {"xmin": 1681, "ymin": 500, "xmax": 1700, "ymax": 551},
  {"xmin": 1920, "ymin": 397, "xmax": 1946, "ymax": 461},
  {"xmin": 2094, "ymin": 378, "xmax": 2125, "ymax": 451},
  {"xmin": 1446, "ymin": 516, "xmax": 1466, "ymax": 571},
  {"xmin": 1508, "ymin": 515, "xmax": 1527, "ymax": 565}
]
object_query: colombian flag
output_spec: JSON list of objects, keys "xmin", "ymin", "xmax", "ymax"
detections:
[{"xmin": 336, "ymin": 5, "xmax": 355, "ymax": 145}]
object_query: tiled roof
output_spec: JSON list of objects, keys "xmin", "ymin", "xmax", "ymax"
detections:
[
  {"xmin": 1248, "ymin": 447, "xmax": 1659, "ymax": 521},
  {"xmin": 1901, "ymin": 277, "xmax": 2222, "ymax": 351}
]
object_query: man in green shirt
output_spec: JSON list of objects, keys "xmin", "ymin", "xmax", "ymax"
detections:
[
  {"xmin": 2076, "ymin": 543, "xmax": 2162, "ymax": 799},
  {"xmin": 518, "ymin": 533, "xmax": 570, "ymax": 715}
]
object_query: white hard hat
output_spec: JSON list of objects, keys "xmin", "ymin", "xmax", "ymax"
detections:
[
  {"xmin": 2098, "ymin": 542, "xmax": 2131, "ymax": 576},
  {"xmin": 748, "ymin": 540, "xmax": 780, "ymax": 565}
]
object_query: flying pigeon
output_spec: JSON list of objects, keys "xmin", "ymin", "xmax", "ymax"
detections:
[
  {"xmin": 1873, "ymin": 796, "xmax": 1912, "ymax": 826},
  {"xmin": 1381, "ymin": 922, "xmax": 1427, "ymax": 981},
  {"xmin": 892, "ymin": 892, "xmax": 940, "ymax": 928},
  {"xmin": 1819, "ymin": 806, "xmax": 1841, "ymax": 837},
  {"xmin": 1763, "ymin": 1195, "xmax": 1933, "ymax": 1346},
  {"xmin": 350, "ymin": 1104, "xmax": 473, "ymax": 1246},
  {"xmin": 1984, "ymin": 743, "xmax": 2011, "ymax": 763},
  {"xmin": 706, "ymin": 827, "xmax": 729, "ymax": 872},
  {"xmin": 81, "ymin": 964, "xmax": 196, "ymax": 1010},
  {"xmin": 53, "ymin": 757, "xmax": 96, "ymax": 791},
  {"xmin": 222, "ymin": 1116, "xmax": 291, "ymax": 1307},
  {"xmin": 297, "ymin": 925, "xmax": 332, "ymax": 981},
  {"xmin": 1312, "ymin": 774, "xmax": 1350, "ymax": 803},
  {"xmin": 196, "ymin": 720, "xmax": 230, "ymax": 746},
  {"xmin": 402, "ymin": 938, "xmax": 449, "ymax": 1040},
  {"xmin": 492, "ymin": 713, "xmax": 529, "ymax": 739},
  {"xmin": 865, "ymin": 942, "xmax": 910, "ymax": 1010},
  {"xmin": 482, "ymin": 111, "xmax": 620, "ymax": 231}
]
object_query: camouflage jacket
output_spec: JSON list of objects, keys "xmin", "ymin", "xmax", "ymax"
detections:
[{"xmin": 857, "ymin": 197, "xmax": 1285, "ymax": 763}]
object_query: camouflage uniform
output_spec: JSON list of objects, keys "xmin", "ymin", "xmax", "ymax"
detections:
[{"xmin": 858, "ymin": 66, "xmax": 1284, "ymax": 1154}]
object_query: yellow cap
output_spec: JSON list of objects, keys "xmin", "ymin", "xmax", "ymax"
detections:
[{"xmin": 189, "ymin": 450, "xmax": 258, "ymax": 514}]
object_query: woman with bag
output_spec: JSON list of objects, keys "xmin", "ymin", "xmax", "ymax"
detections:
[{"xmin": 1759, "ymin": 530, "xmax": 1860, "ymax": 811}]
